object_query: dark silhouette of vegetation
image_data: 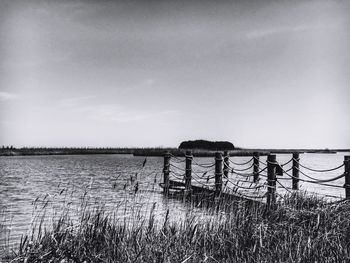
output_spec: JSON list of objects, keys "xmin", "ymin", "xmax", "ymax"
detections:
[
  {"xmin": 0, "ymin": 147, "xmax": 178, "ymax": 157},
  {"xmin": 0, "ymin": 146, "xmax": 258, "ymax": 157},
  {"xmin": 179, "ymin": 140, "xmax": 234, "ymax": 151},
  {"xmin": 0, "ymin": 146, "xmax": 347, "ymax": 157}
]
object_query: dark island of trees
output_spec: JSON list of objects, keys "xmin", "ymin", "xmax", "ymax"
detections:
[{"xmin": 178, "ymin": 140, "xmax": 235, "ymax": 151}]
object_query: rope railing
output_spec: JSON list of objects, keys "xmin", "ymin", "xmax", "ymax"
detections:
[
  {"xmin": 231, "ymin": 170, "xmax": 255, "ymax": 177},
  {"xmin": 170, "ymin": 170, "xmax": 185, "ymax": 178},
  {"xmin": 169, "ymin": 163, "xmax": 186, "ymax": 172},
  {"xmin": 162, "ymin": 152, "xmax": 350, "ymax": 204},
  {"xmin": 230, "ymin": 177, "xmax": 253, "ymax": 184},
  {"xmin": 305, "ymin": 181, "xmax": 345, "ymax": 189},
  {"xmin": 258, "ymin": 159, "xmax": 268, "ymax": 166},
  {"xmin": 229, "ymin": 158, "xmax": 254, "ymax": 166},
  {"xmin": 169, "ymin": 172, "xmax": 185, "ymax": 181},
  {"xmin": 225, "ymin": 163, "xmax": 254, "ymax": 177},
  {"xmin": 276, "ymin": 179, "xmax": 292, "ymax": 194},
  {"xmin": 229, "ymin": 165, "xmax": 268, "ymax": 178},
  {"xmin": 296, "ymin": 167, "xmax": 326, "ymax": 181},
  {"xmin": 225, "ymin": 177, "xmax": 266, "ymax": 190},
  {"xmin": 192, "ymin": 159, "xmax": 216, "ymax": 168},
  {"xmin": 230, "ymin": 162, "xmax": 254, "ymax": 172},
  {"xmin": 284, "ymin": 167, "xmax": 293, "ymax": 173},
  {"xmin": 192, "ymin": 167, "xmax": 216, "ymax": 175},
  {"xmin": 280, "ymin": 158, "xmax": 293, "ymax": 167},
  {"xmin": 280, "ymin": 166, "xmax": 346, "ymax": 185},
  {"xmin": 255, "ymin": 166, "xmax": 268, "ymax": 175},
  {"xmin": 191, "ymin": 175, "xmax": 214, "ymax": 188},
  {"xmin": 169, "ymin": 153, "xmax": 186, "ymax": 163},
  {"xmin": 276, "ymin": 177, "xmax": 292, "ymax": 181},
  {"xmin": 192, "ymin": 170, "xmax": 215, "ymax": 181},
  {"xmin": 191, "ymin": 170, "xmax": 209, "ymax": 178},
  {"xmin": 170, "ymin": 158, "xmax": 186, "ymax": 164},
  {"xmin": 293, "ymin": 158, "xmax": 345, "ymax": 173}
]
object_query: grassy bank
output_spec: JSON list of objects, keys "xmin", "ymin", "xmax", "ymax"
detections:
[{"xmin": 6, "ymin": 193, "xmax": 350, "ymax": 262}]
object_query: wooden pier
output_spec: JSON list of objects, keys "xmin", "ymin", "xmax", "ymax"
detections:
[{"xmin": 160, "ymin": 151, "xmax": 350, "ymax": 206}]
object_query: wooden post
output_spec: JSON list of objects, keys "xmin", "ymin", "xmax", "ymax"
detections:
[
  {"xmin": 267, "ymin": 154, "xmax": 277, "ymax": 206},
  {"xmin": 223, "ymin": 151, "xmax": 229, "ymax": 178},
  {"xmin": 253, "ymin": 152, "xmax": 260, "ymax": 183},
  {"xmin": 292, "ymin": 153, "xmax": 300, "ymax": 190},
  {"xmin": 163, "ymin": 152, "xmax": 171, "ymax": 195},
  {"xmin": 345, "ymin": 156, "xmax": 350, "ymax": 198},
  {"xmin": 215, "ymin": 152, "xmax": 223, "ymax": 197},
  {"xmin": 185, "ymin": 151, "xmax": 192, "ymax": 197}
]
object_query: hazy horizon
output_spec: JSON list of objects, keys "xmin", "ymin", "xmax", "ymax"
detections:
[{"xmin": 1, "ymin": 0, "xmax": 350, "ymax": 149}]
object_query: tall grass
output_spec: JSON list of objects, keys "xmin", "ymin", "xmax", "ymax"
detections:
[{"xmin": 6, "ymin": 192, "xmax": 350, "ymax": 263}]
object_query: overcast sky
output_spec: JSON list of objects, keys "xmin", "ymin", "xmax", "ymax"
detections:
[{"xmin": 0, "ymin": 0, "xmax": 349, "ymax": 148}]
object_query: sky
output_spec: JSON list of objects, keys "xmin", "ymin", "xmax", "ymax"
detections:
[{"xmin": 0, "ymin": 0, "xmax": 349, "ymax": 148}]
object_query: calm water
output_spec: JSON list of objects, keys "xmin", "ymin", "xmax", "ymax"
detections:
[{"xmin": 1, "ymin": 153, "xmax": 349, "ymax": 252}]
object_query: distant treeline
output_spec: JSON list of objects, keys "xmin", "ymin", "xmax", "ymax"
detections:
[
  {"xmin": 0, "ymin": 146, "xmax": 265, "ymax": 157},
  {"xmin": 0, "ymin": 146, "xmax": 348, "ymax": 157},
  {"xmin": 0, "ymin": 147, "xmax": 177, "ymax": 157}
]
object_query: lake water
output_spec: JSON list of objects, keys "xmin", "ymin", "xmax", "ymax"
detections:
[{"xmin": 1, "ymin": 152, "xmax": 349, "ymax": 253}]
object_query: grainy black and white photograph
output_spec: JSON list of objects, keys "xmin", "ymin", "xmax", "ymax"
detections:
[{"xmin": 1, "ymin": 0, "xmax": 350, "ymax": 262}]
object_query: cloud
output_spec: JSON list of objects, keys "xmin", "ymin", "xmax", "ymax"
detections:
[
  {"xmin": 246, "ymin": 23, "xmax": 338, "ymax": 40},
  {"xmin": 58, "ymin": 96, "xmax": 96, "ymax": 107},
  {"xmin": 58, "ymin": 98, "xmax": 179, "ymax": 123},
  {"xmin": 78, "ymin": 104, "xmax": 178, "ymax": 123},
  {"xmin": 0, "ymin": 91, "xmax": 18, "ymax": 101},
  {"xmin": 144, "ymin": 79, "xmax": 155, "ymax": 86}
]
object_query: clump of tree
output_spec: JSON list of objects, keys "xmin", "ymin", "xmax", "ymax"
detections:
[{"xmin": 179, "ymin": 140, "xmax": 234, "ymax": 151}]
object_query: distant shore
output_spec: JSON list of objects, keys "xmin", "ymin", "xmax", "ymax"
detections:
[{"xmin": 0, "ymin": 147, "xmax": 349, "ymax": 157}]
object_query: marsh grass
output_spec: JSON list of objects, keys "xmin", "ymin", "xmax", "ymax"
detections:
[{"xmin": 6, "ymin": 191, "xmax": 350, "ymax": 263}]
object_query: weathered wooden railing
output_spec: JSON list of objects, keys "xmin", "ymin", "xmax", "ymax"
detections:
[{"xmin": 163, "ymin": 151, "xmax": 350, "ymax": 206}]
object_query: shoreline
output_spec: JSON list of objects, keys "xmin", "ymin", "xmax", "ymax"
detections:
[{"xmin": 0, "ymin": 147, "xmax": 349, "ymax": 157}]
